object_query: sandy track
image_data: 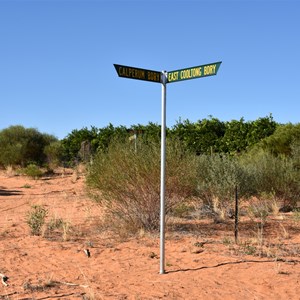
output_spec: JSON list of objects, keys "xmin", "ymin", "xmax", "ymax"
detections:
[{"xmin": 0, "ymin": 171, "xmax": 300, "ymax": 299}]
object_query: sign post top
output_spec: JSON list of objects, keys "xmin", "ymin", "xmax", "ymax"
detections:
[
  {"xmin": 114, "ymin": 64, "xmax": 162, "ymax": 83},
  {"xmin": 167, "ymin": 61, "xmax": 222, "ymax": 83},
  {"xmin": 114, "ymin": 62, "xmax": 222, "ymax": 84}
]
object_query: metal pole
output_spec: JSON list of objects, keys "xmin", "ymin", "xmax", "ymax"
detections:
[
  {"xmin": 234, "ymin": 185, "xmax": 239, "ymax": 244},
  {"xmin": 160, "ymin": 71, "xmax": 167, "ymax": 274}
]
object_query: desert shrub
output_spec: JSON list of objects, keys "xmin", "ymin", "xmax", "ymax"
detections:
[
  {"xmin": 86, "ymin": 139, "xmax": 197, "ymax": 233},
  {"xmin": 26, "ymin": 205, "xmax": 48, "ymax": 236},
  {"xmin": 291, "ymin": 140, "xmax": 300, "ymax": 171},
  {"xmin": 20, "ymin": 164, "xmax": 43, "ymax": 179},
  {"xmin": 0, "ymin": 125, "xmax": 57, "ymax": 167},
  {"xmin": 195, "ymin": 153, "xmax": 253, "ymax": 215},
  {"xmin": 241, "ymin": 149, "xmax": 300, "ymax": 207},
  {"xmin": 44, "ymin": 141, "xmax": 64, "ymax": 169},
  {"xmin": 257, "ymin": 123, "xmax": 300, "ymax": 156},
  {"xmin": 47, "ymin": 217, "xmax": 65, "ymax": 231},
  {"xmin": 247, "ymin": 199, "xmax": 272, "ymax": 252},
  {"xmin": 171, "ymin": 202, "xmax": 195, "ymax": 218},
  {"xmin": 248, "ymin": 200, "xmax": 271, "ymax": 220},
  {"xmin": 45, "ymin": 217, "xmax": 71, "ymax": 241}
]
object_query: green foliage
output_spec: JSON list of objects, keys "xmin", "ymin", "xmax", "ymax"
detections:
[
  {"xmin": 221, "ymin": 118, "xmax": 250, "ymax": 154},
  {"xmin": 20, "ymin": 164, "xmax": 43, "ymax": 179},
  {"xmin": 196, "ymin": 153, "xmax": 253, "ymax": 210},
  {"xmin": 86, "ymin": 139, "xmax": 197, "ymax": 232},
  {"xmin": 240, "ymin": 149, "xmax": 300, "ymax": 206},
  {"xmin": 60, "ymin": 124, "xmax": 129, "ymax": 165},
  {"xmin": 221, "ymin": 115, "xmax": 277, "ymax": 154},
  {"xmin": 246, "ymin": 115, "xmax": 277, "ymax": 147},
  {"xmin": 291, "ymin": 140, "xmax": 300, "ymax": 171},
  {"xmin": 96, "ymin": 123, "xmax": 128, "ymax": 152},
  {"xmin": 171, "ymin": 117, "xmax": 225, "ymax": 154},
  {"xmin": 171, "ymin": 202, "xmax": 194, "ymax": 218},
  {"xmin": 44, "ymin": 141, "xmax": 64, "ymax": 168},
  {"xmin": 129, "ymin": 122, "xmax": 162, "ymax": 144},
  {"xmin": 0, "ymin": 115, "xmax": 278, "ymax": 168},
  {"xmin": 248, "ymin": 200, "xmax": 271, "ymax": 220},
  {"xmin": 170, "ymin": 115, "xmax": 276, "ymax": 155},
  {"xmin": 61, "ymin": 126, "xmax": 99, "ymax": 165},
  {"xmin": 26, "ymin": 205, "xmax": 48, "ymax": 236},
  {"xmin": 47, "ymin": 217, "xmax": 65, "ymax": 231},
  {"xmin": 0, "ymin": 125, "xmax": 57, "ymax": 167},
  {"xmin": 240, "ymin": 241, "xmax": 257, "ymax": 255},
  {"xmin": 258, "ymin": 123, "xmax": 300, "ymax": 156}
]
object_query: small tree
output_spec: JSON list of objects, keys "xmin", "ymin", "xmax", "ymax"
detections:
[{"xmin": 0, "ymin": 125, "xmax": 57, "ymax": 167}]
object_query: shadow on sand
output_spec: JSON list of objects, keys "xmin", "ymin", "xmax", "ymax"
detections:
[{"xmin": 0, "ymin": 189, "xmax": 23, "ymax": 196}]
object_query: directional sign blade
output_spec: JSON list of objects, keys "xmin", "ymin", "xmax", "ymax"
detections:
[
  {"xmin": 114, "ymin": 64, "xmax": 162, "ymax": 83},
  {"xmin": 167, "ymin": 61, "xmax": 222, "ymax": 83}
]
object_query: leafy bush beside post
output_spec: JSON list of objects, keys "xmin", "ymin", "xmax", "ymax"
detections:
[
  {"xmin": 86, "ymin": 139, "xmax": 197, "ymax": 233},
  {"xmin": 195, "ymin": 153, "xmax": 253, "ymax": 218}
]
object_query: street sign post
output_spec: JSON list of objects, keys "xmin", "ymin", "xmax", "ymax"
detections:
[
  {"xmin": 114, "ymin": 61, "xmax": 222, "ymax": 275},
  {"xmin": 160, "ymin": 71, "xmax": 167, "ymax": 275}
]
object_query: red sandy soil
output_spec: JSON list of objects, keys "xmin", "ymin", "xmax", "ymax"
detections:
[{"xmin": 0, "ymin": 169, "xmax": 300, "ymax": 299}]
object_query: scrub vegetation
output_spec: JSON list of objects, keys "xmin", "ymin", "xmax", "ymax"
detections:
[
  {"xmin": 86, "ymin": 139, "xmax": 197, "ymax": 232},
  {"xmin": 1, "ymin": 115, "xmax": 300, "ymax": 234}
]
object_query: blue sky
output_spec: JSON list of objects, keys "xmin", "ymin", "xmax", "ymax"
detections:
[{"xmin": 0, "ymin": 0, "xmax": 299, "ymax": 139}]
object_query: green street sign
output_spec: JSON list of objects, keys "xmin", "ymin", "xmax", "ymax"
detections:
[
  {"xmin": 167, "ymin": 61, "xmax": 222, "ymax": 83},
  {"xmin": 114, "ymin": 64, "xmax": 161, "ymax": 83}
]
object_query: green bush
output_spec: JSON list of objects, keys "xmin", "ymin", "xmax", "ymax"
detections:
[
  {"xmin": 21, "ymin": 164, "xmax": 43, "ymax": 179},
  {"xmin": 26, "ymin": 205, "xmax": 48, "ymax": 236},
  {"xmin": 240, "ymin": 149, "xmax": 300, "ymax": 207},
  {"xmin": 86, "ymin": 139, "xmax": 197, "ymax": 233},
  {"xmin": 257, "ymin": 123, "xmax": 300, "ymax": 156},
  {"xmin": 0, "ymin": 125, "xmax": 57, "ymax": 167},
  {"xmin": 195, "ymin": 154, "xmax": 253, "ymax": 212},
  {"xmin": 44, "ymin": 141, "xmax": 64, "ymax": 169}
]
